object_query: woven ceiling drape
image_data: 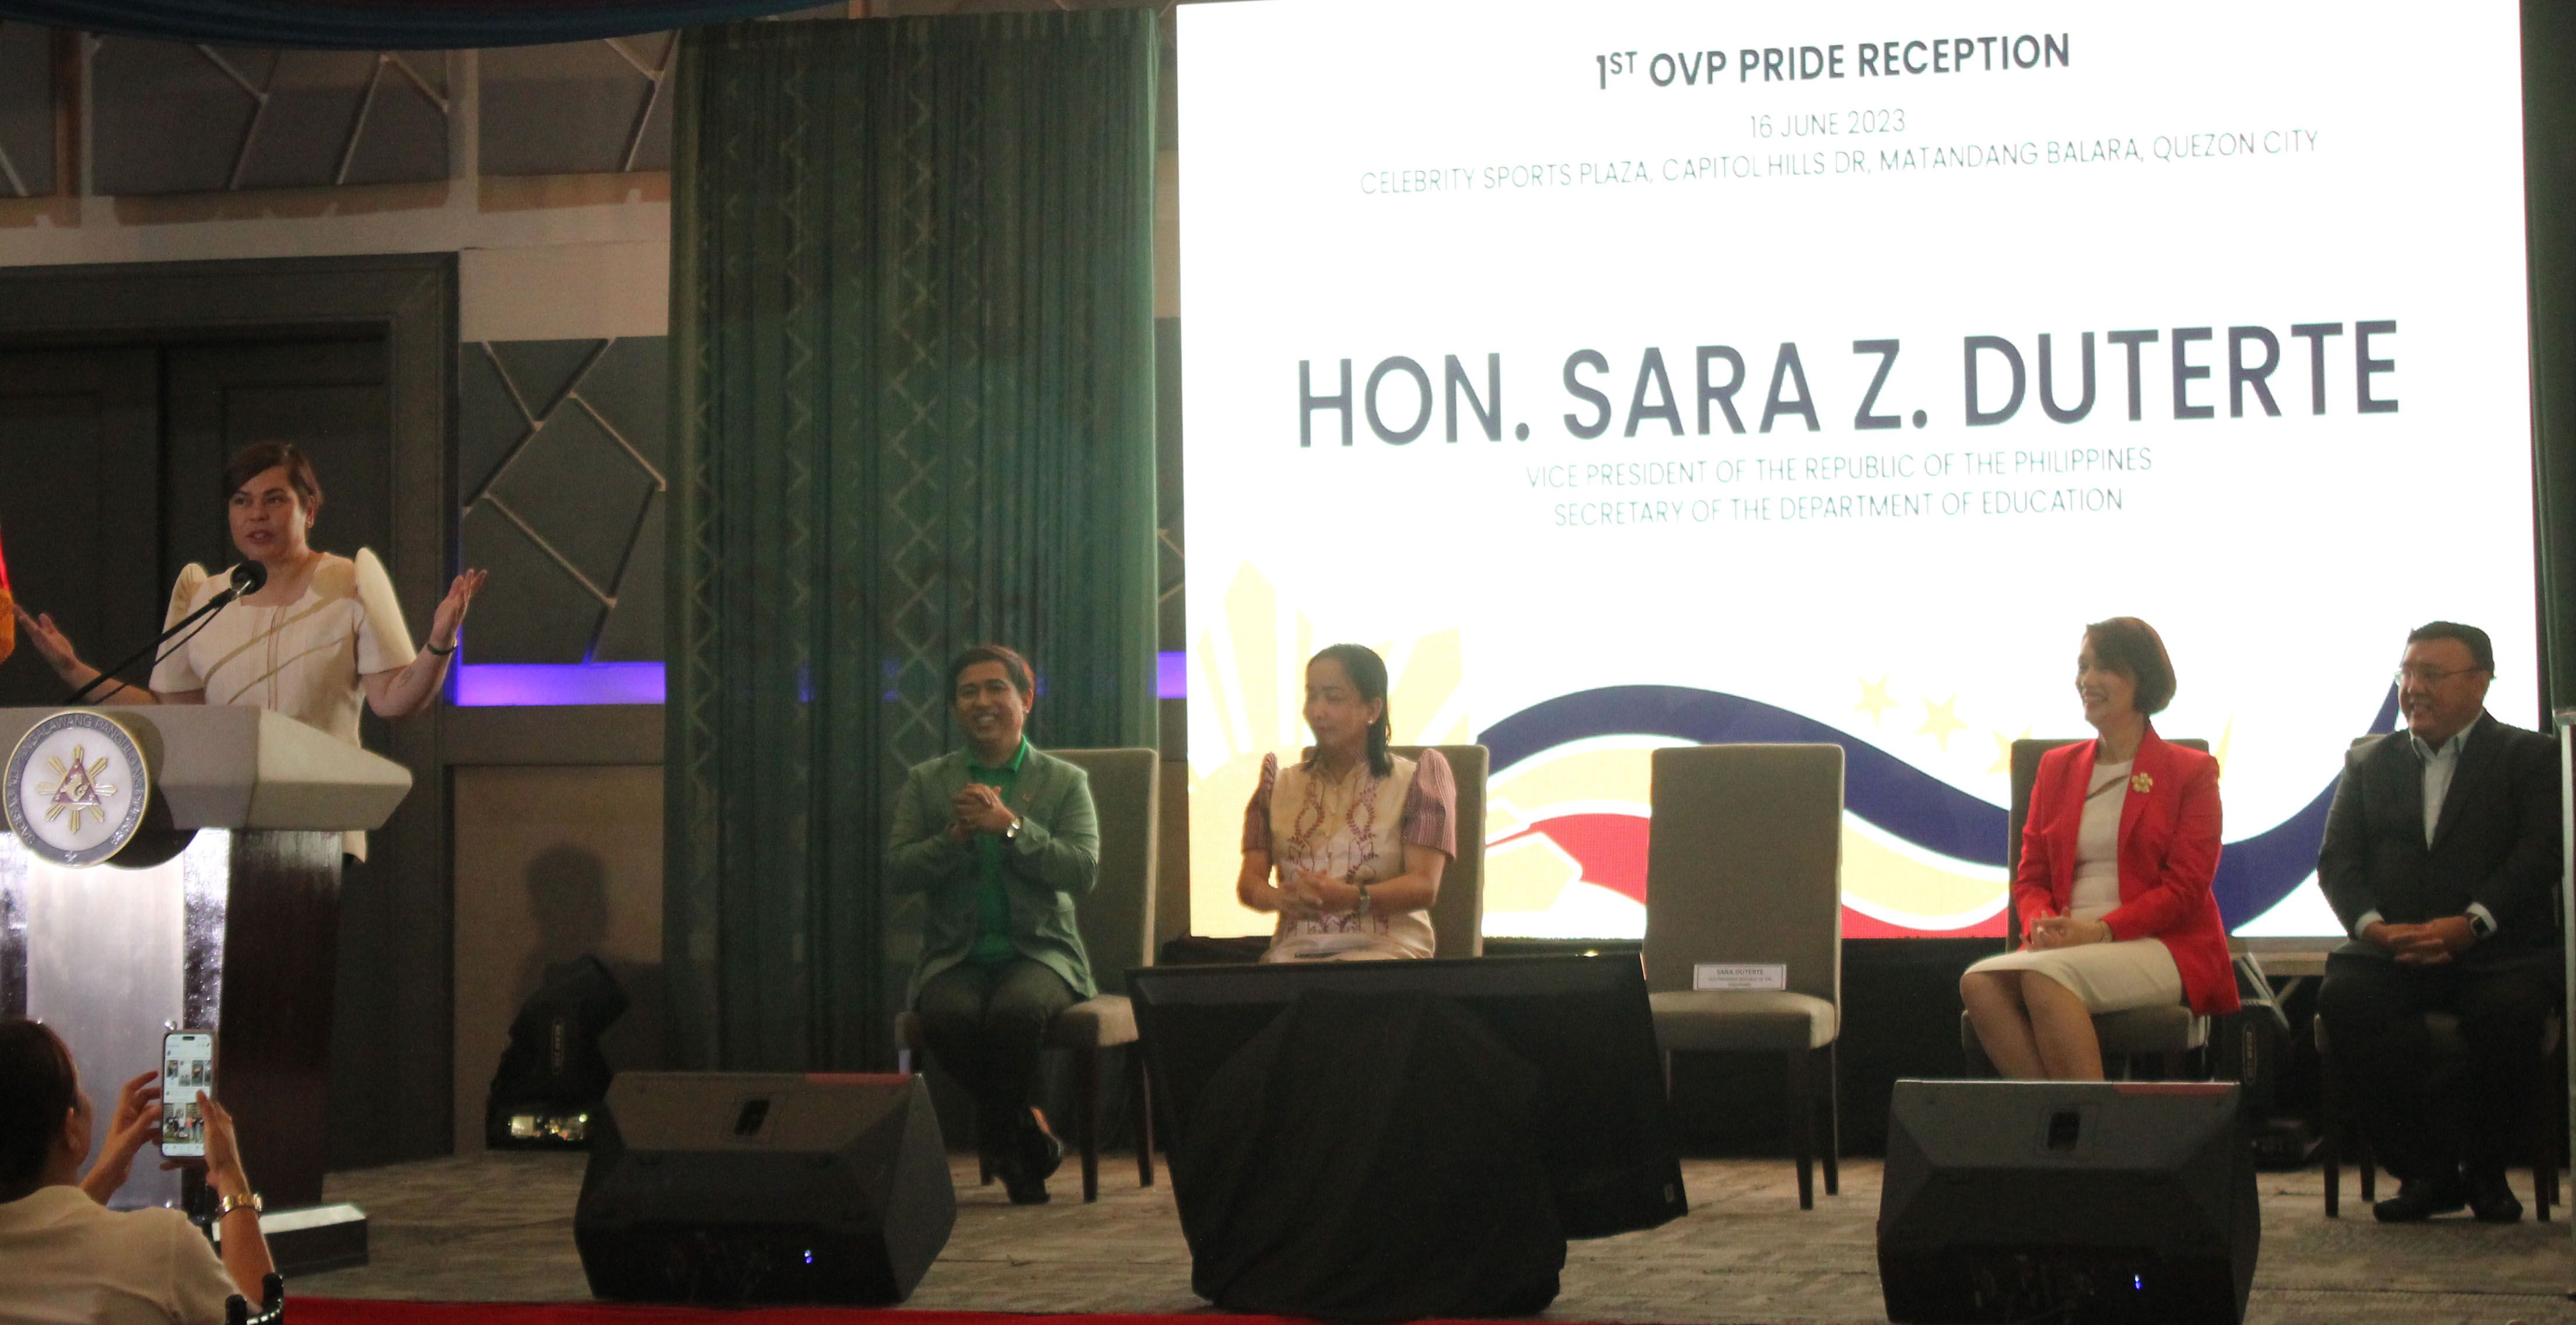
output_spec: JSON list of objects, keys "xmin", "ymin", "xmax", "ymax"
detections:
[{"xmin": 666, "ymin": 12, "xmax": 1160, "ymax": 1071}]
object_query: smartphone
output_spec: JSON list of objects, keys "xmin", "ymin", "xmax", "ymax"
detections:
[{"xmin": 159, "ymin": 1030, "xmax": 214, "ymax": 1159}]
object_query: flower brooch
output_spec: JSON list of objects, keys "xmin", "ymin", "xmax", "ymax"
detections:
[{"xmin": 2129, "ymin": 771, "xmax": 2154, "ymax": 794}]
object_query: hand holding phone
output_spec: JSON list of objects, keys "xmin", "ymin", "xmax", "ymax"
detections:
[
  {"xmin": 159, "ymin": 1031, "xmax": 214, "ymax": 1159},
  {"xmin": 75, "ymin": 1072, "xmax": 163, "ymax": 1204}
]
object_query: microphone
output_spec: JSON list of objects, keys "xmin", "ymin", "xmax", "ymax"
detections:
[{"xmin": 65, "ymin": 562, "xmax": 269, "ymax": 705}]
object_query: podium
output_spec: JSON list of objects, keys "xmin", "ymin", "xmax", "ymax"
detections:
[{"xmin": 0, "ymin": 706, "xmax": 408, "ymax": 1265}]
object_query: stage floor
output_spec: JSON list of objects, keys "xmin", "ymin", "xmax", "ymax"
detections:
[{"xmin": 299, "ymin": 1152, "xmax": 2576, "ymax": 1324}]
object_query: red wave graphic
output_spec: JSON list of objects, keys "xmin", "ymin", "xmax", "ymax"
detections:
[
  {"xmin": 1493, "ymin": 813, "xmax": 1651, "ymax": 904},
  {"xmin": 1492, "ymin": 811, "xmax": 2004, "ymax": 939}
]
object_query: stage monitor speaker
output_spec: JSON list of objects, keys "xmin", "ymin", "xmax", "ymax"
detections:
[
  {"xmin": 1878, "ymin": 1079, "xmax": 2259, "ymax": 1325},
  {"xmin": 575, "ymin": 1072, "xmax": 954, "ymax": 1305}
]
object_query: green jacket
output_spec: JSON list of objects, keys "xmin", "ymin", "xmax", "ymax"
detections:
[{"xmin": 886, "ymin": 744, "xmax": 1100, "ymax": 1003}]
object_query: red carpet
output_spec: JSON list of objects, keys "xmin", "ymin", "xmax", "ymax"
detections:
[
  {"xmin": 299, "ymin": 1304, "xmax": 1548, "ymax": 1325},
  {"xmin": 303, "ymin": 1306, "xmax": 1226, "ymax": 1325}
]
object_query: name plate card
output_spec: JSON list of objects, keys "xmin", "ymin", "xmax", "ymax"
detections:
[{"xmin": 1693, "ymin": 963, "xmax": 1787, "ymax": 991}]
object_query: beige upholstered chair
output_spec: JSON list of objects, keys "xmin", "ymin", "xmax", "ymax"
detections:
[
  {"xmin": 1153, "ymin": 753, "xmax": 1191, "ymax": 962},
  {"xmin": 895, "ymin": 746, "xmax": 1158, "ymax": 1202},
  {"xmin": 1643, "ymin": 743, "xmax": 1845, "ymax": 1209},
  {"xmin": 1959, "ymin": 737, "xmax": 2213, "ymax": 1077},
  {"xmin": 1394, "ymin": 744, "xmax": 1488, "ymax": 958}
]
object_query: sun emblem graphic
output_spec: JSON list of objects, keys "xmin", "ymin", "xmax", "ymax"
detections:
[
  {"xmin": 1186, "ymin": 563, "xmax": 1469, "ymax": 937},
  {"xmin": 38, "ymin": 745, "xmax": 116, "ymax": 832}
]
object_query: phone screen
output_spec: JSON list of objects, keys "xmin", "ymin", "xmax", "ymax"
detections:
[{"xmin": 160, "ymin": 1030, "xmax": 213, "ymax": 1158}]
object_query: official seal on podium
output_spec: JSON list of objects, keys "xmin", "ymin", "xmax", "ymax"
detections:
[{"xmin": 4, "ymin": 709, "xmax": 150, "ymax": 867}]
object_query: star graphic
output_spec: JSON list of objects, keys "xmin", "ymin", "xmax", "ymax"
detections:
[
  {"xmin": 1854, "ymin": 676, "xmax": 1897, "ymax": 728},
  {"xmin": 1918, "ymin": 695, "xmax": 1966, "ymax": 752},
  {"xmin": 1988, "ymin": 726, "xmax": 2032, "ymax": 775}
]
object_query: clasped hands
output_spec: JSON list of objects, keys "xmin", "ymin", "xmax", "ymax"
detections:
[
  {"xmin": 946, "ymin": 783, "xmax": 1019, "ymax": 844},
  {"xmin": 1278, "ymin": 865, "xmax": 1363, "ymax": 920},
  {"xmin": 2362, "ymin": 915, "xmax": 2476, "ymax": 966},
  {"xmin": 2025, "ymin": 909, "xmax": 2112, "ymax": 950}
]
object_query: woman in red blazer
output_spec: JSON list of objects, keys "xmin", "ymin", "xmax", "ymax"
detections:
[{"xmin": 1960, "ymin": 617, "xmax": 2239, "ymax": 1079}]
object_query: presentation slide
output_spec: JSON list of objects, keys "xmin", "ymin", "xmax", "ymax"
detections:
[{"xmin": 1178, "ymin": 0, "xmax": 2536, "ymax": 941}]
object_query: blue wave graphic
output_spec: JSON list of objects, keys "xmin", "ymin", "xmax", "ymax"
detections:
[{"xmin": 1477, "ymin": 685, "xmax": 2400, "ymax": 928}]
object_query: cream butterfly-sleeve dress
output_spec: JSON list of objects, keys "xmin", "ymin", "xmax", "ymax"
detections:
[{"xmin": 147, "ymin": 549, "xmax": 418, "ymax": 860}]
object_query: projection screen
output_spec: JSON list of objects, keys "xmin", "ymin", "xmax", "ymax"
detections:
[{"xmin": 1178, "ymin": 0, "xmax": 2537, "ymax": 940}]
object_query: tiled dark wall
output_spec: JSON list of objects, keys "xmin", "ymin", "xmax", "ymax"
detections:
[
  {"xmin": 459, "ymin": 336, "xmax": 667, "ymax": 664},
  {"xmin": 18, "ymin": 12, "xmax": 870, "ymax": 197},
  {"xmin": 82, "ymin": 33, "xmax": 692, "ymax": 195},
  {"xmin": 479, "ymin": 36, "xmax": 674, "ymax": 176},
  {"xmin": 90, "ymin": 42, "xmax": 450, "ymax": 194},
  {"xmin": 0, "ymin": 24, "xmax": 52, "ymax": 197}
]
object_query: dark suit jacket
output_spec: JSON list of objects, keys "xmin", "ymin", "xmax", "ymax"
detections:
[{"xmin": 2316, "ymin": 712, "xmax": 2563, "ymax": 959}]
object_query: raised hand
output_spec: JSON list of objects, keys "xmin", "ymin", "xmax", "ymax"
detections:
[
  {"xmin": 426, "ymin": 569, "xmax": 488, "ymax": 652},
  {"xmin": 78, "ymin": 1071, "xmax": 162, "ymax": 1204},
  {"xmin": 14, "ymin": 605, "xmax": 84, "ymax": 682},
  {"xmin": 195, "ymin": 1091, "xmax": 253, "ymax": 1197}
]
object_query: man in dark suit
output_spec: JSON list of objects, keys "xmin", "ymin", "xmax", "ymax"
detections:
[{"xmin": 2317, "ymin": 621, "xmax": 2563, "ymax": 1222}]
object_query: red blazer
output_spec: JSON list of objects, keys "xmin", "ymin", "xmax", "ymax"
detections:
[{"xmin": 2013, "ymin": 727, "xmax": 2239, "ymax": 1017}]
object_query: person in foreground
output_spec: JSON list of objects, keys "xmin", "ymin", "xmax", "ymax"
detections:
[
  {"xmin": 2316, "ymin": 621, "xmax": 2563, "ymax": 1224},
  {"xmin": 1237, "ymin": 643, "xmax": 1455, "ymax": 962},
  {"xmin": 887, "ymin": 644, "xmax": 1100, "ymax": 1205},
  {"xmin": 0, "ymin": 1019, "xmax": 274, "ymax": 1324},
  {"xmin": 1960, "ymin": 617, "xmax": 2239, "ymax": 1079}
]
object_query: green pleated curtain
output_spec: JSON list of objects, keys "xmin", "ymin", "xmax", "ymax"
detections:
[{"xmin": 666, "ymin": 11, "xmax": 1160, "ymax": 1071}]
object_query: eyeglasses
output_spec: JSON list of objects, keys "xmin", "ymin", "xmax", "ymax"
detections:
[{"xmin": 2395, "ymin": 664, "xmax": 2490, "ymax": 686}]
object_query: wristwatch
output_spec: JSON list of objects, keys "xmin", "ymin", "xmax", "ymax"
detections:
[
  {"xmin": 1353, "ymin": 881, "xmax": 1373, "ymax": 919},
  {"xmin": 2469, "ymin": 910, "xmax": 2496, "ymax": 940},
  {"xmin": 1003, "ymin": 817, "xmax": 1021, "ymax": 842},
  {"xmin": 214, "ymin": 1191, "xmax": 263, "ymax": 1220}
]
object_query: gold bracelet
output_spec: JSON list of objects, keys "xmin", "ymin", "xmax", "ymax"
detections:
[{"xmin": 214, "ymin": 1191, "xmax": 263, "ymax": 1220}]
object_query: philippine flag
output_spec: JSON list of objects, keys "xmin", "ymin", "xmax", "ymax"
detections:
[{"xmin": 0, "ymin": 521, "xmax": 13, "ymax": 666}]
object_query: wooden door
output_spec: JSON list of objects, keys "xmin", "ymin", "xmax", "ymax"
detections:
[{"xmin": 0, "ymin": 348, "xmax": 162, "ymax": 708}]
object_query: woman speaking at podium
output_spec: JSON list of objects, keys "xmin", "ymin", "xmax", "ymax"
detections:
[
  {"xmin": 13, "ymin": 443, "xmax": 483, "ymax": 856},
  {"xmin": 1958, "ymin": 618, "xmax": 2239, "ymax": 1079}
]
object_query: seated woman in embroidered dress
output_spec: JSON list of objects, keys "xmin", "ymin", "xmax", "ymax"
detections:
[
  {"xmin": 1236, "ymin": 643, "xmax": 1457, "ymax": 962},
  {"xmin": 1958, "ymin": 616, "xmax": 2240, "ymax": 1080}
]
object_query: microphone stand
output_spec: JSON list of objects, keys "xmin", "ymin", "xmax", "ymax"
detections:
[{"xmin": 65, "ymin": 566, "xmax": 264, "ymax": 705}]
